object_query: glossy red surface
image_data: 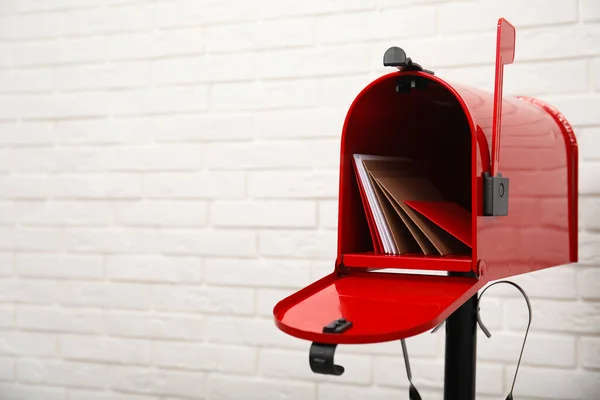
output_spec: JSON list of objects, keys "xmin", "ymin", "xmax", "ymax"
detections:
[
  {"xmin": 343, "ymin": 252, "xmax": 471, "ymax": 272},
  {"xmin": 491, "ymin": 18, "xmax": 516, "ymax": 176},
  {"xmin": 273, "ymin": 21, "xmax": 578, "ymax": 344},
  {"xmin": 274, "ymin": 271, "xmax": 485, "ymax": 344}
]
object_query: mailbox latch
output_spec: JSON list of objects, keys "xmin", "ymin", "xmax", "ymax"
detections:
[
  {"xmin": 383, "ymin": 46, "xmax": 434, "ymax": 75},
  {"xmin": 483, "ymin": 172, "xmax": 509, "ymax": 216}
]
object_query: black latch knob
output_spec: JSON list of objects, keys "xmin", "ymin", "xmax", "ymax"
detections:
[{"xmin": 383, "ymin": 46, "xmax": 434, "ymax": 75}]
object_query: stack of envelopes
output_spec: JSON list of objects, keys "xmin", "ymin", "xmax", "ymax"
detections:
[{"xmin": 353, "ymin": 154, "xmax": 472, "ymax": 256}]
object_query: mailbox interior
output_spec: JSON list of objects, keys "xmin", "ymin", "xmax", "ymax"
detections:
[{"xmin": 338, "ymin": 72, "xmax": 475, "ymax": 273}]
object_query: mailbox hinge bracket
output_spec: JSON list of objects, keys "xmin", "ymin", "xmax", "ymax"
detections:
[{"xmin": 482, "ymin": 172, "xmax": 509, "ymax": 216}]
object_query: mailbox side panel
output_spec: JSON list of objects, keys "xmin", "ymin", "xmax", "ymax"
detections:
[{"xmin": 454, "ymin": 84, "xmax": 578, "ymax": 280}]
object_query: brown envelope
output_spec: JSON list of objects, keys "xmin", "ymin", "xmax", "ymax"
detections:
[{"xmin": 376, "ymin": 176, "xmax": 469, "ymax": 256}]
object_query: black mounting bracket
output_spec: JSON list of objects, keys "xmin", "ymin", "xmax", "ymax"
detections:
[
  {"xmin": 309, "ymin": 343, "xmax": 344, "ymax": 376},
  {"xmin": 482, "ymin": 172, "xmax": 509, "ymax": 216}
]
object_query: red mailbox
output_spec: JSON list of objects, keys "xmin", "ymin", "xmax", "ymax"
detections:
[{"xmin": 273, "ymin": 17, "xmax": 578, "ymax": 370}]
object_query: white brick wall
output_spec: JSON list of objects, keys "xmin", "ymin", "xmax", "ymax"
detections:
[{"xmin": 0, "ymin": 0, "xmax": 598, "ymax": 399}]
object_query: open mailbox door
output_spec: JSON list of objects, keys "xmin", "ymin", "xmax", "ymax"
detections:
[{"xmin": 273, "ymin": 17, "xmax": 578, "ymax": 364}]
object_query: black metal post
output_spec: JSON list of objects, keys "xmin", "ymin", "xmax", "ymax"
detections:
[{"xmin": 443, "ymin": 293, "xmax": 478, "ymax": 400}]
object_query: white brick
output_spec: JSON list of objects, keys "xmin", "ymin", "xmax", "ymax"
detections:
[
  {"xmin": 50, "ymin": 174, "xmax": 141, "ymax": 199},
  {"xmin": 105, "ymin": 311, "xmax": 204, "ymax": 340},
  {"xmin": 203, "ymin": 316, "xmax": 305, "ymax": 349},
  {"xmin": 17, "ymin": 306, "xmax": 103, "ymax": 334},
  {"xmin": 55, "ymin": 119, "xmax": 148, "ymax": 145},
  {"xmin": 259, "ymin": 230, "xmax": 337, "ymax": 258},
  {"xmin": 479, "ymin": 333, "xmax": 575, "ymax": 368},
  {"xmin": 579, "ymin": 127, "xmax": 600, "ymax": 161},
  {"xmin": 114, "ymin": 201, "xmax": 207, "ymax": 227},
  {"xmin": 109, "ymin": 366, "xmax": 206, "ymax": 399},
  {"xmin": 505, "ymin": 299, "xmax": 600, "ymax": 334},
  {"xmin": 508, "ymin": 367, "xmax": 600, "ymax": 399},
  {"xmin": 152, "ymin": 54, "xmax": 254, "ymax": 85},
  {"xmin": 0, "ymin": 69, "xmax": 53, "ymax": 93},
  {"xmin": 67, "ymin": 389, "xmax": 157, "ymax": 400},
  {"xmin": 0, "ymin": 331, "xmax": 56, "ymax": 356},
  {"xmin": 489, "ymin": 266, "xmax": 577, "ymax": 299},
  {"xmin": 0, "ymin": 383, "xmax": 66, "ymax": 400},
  {"xmin": 541, "ymin": 94, "xmax": 600, "ymax": 126},
  {"xmin": 581, "ymin": 162, "xmax": 600, "ymax": 195},
  {"xmin": 207, "ymin": 375, "xmax": 315, "ymax": 400},
  {"xmin": 0, "ymin": 122, "xmax": 53, "ymax": 146},
  {"xmin": 256, "ymin": 288, "xmax": 294, "ymax": 317},
  {"xmin": 0, "ymin": 279, "xmax": 59, "ymax": 304},
  {"xmin": 582, "ymin": 0, "xmax": 600, "ymax": 22},
  {"xmin": 319, "ymin": 200, "xmax": 338, "ymax": 228},
  {"xmin": 0, "ymin": 44, "xmax": 12, "ymax": 68},
  {"xmin": 593, "ymin": 58, "xmax": 600, "ymax": 92},
  {"xmin": 153, "ymin": 341, "xmax": 255, "ymax": 374},
  {"xmin": 259, "ymin": 348, "xmax": 371, "ymax": 385},
  {"xmin": 17, "ymin": 359, "xmax": 108, "ymax": 389},
  {"xmin": 256, "ymin": 46, "xmax": 372, "ymax": 79},
  {"xmin": 0, "ymin": 253, "xmax": 13, "ymax": 276},
  {"xmin": 319, "ymin": 75, "xmax": 374, "ymax": 108},
  {"xmin": 141, "ymin": 172, "xmax": 245, "ymax": 199},
  {"xmin": 14, "ymin": 37, "xmax": 106, "ymax": 66},
  {"xmin": 211, "ymin": 200, "xmax": 316, "ymax": 228},
  {"xmin": 16, "ymin": 253, "xmax": 103, "ymax": 279},
  {"xmin": 310, "ymin": 260, "xmax": 333, "ymax": 282},
  {"xmin": 110, "ymin": 87, "xmax": 208, "ymax": 116},
  {"xmin": 205, "ymin": 258, "xmax": 311, "ymax": 288},
  {"xmin": 107, "ymin": 28, "xmax": 203, "ymax": 60},
  {"xmin": 205, "ymin": 18, "xmax": 313, "ymax": 53},
  {"xmin": 517, "ymin": 25, "xmax": 600, "ymax": 61},
  {"xmin": 54, "ymin": 62, "xmax": 151, "ymax": 91},
  {"xmin": 373, "ymin": 357, "xmax": 443, "ymax": 389},
  {"xmin": 0, "ymin": 95, "xmax": 18, "ymax": 119},
  {"xmin": 210, "ymin": 79, "xmax": 319, "ymax": 111},
  {"xmin": 316, "ymin": 8, "xmax": 435, "ymax": 44},
  {"xmin": 158, "ymin": 229, "xmax": 257, "ymax": 257},
  {"xmin": 344, "ymin": 331, "xmax": 440, "ymax": 358},
  {"xmin": 5, "ymin": 201, "xmax": 113, "ymax": 227},
  {"xmin": 254, "ymin": 109, "xmax": 345, "ymax": 139},
  {"xmin": 106, "ymin": 255, "xmax": 202, "ymax": 283},
  {"xmin": 580, "ymin": 233, "xmax": 600, "ymax": 265},
  {"xmin": 580, "ymin": 337, "xmax": 600, "ymax": 369},
  {"xmin": 582, "ymin": 197, "xmax": 600, "ymax": 230},
  {"xmin": 16, "ymin": 92, "xmax": 109, "ymax": 119},
  {"xmin": 152, "ymin": 285, "xmax": 254, "ymax": 315},
  {"xmin": 0, "ymin": 175, "xmax": 50, "ymax": 199},
  {"xmin": 0, "ymin": 306, "xmax": 13, "ymax": 328},
  {"xmin": 317, "ymin": 384, "xmax": 401, "ymax": 400},
  {"xmin": 205, "ymin": 140, "xmax": 338, "ymax": 169},
  {"xmin": 151, "ymin": 114, "xmax": 254, "ymax": 142},
  {"xmin": 10, "ymin": 227, "xmax": 65, "ymax": 252},
  {"xmin": 261, "ymin": 0, "xmax": 376, "ymax": 19},
  {"xmin": 7, "ymin": 13, "xmax": 65, "ymax": 39},
  {"xmin": 65, "ymin": 4, "xmax": 154, "ymax": 36},
  {"xmin": 61, "ymin": 335, "xmax": 150, "ymax": 365},
  {"xmin": 62, "ymin": 228, "xmax": 159, "ymax": 254},
  {"xmin": 438, "ymin": 0, "xmax": 578, "ymax": 34},
  {"xmin": 248, "ymin": 170, "xmax": 339, "ymax": 199},
  {"xmin": 0, "ymin": 356, "xmax": 13, "ymax": 380},
  {"xmin": 16, "ymin": 0, "xmax": 138, "ymax": 13},
  {"xmin": 59, "ymin": 282, "xmax": 151, "ymax": 310},
  {"xmin": 579, "ymin": 267, "xmax": 600, "ymax": 300},
  {"xmin": 156, "ymin": 0, "xmax": 259, "ymax": 27}
]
